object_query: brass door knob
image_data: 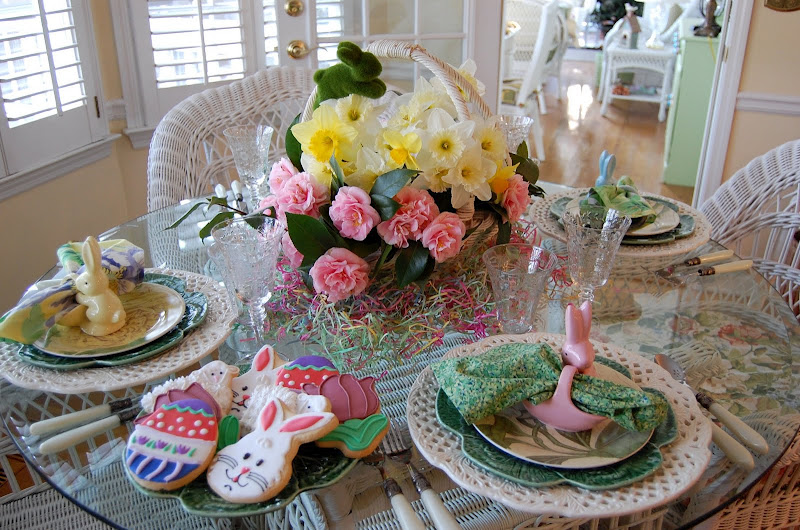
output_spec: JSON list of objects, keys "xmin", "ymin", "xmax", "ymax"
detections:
[
  {"xmin": 284, "ymin": 0, "xmax": 304, "ymax": 17},
  {"xmin": 287, "ymin": 40, "xmax": 312, "ymax": 59}
]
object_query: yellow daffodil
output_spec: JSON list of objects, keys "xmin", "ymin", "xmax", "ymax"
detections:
[
  {"xmin": 345, "ymin": 147, "xmax": 386, "ymax": 192},
  {"xmin": 382, "ymin": 129, "xmax": 421, "ymax": 170},
  {"xmin": 443, "ymin": 144, "xmax": 495, "ymax": 208},
  {"xmin": 301, "ymin": 152, "xmax": 334, "ymax": 188},
  {"xmin": 488, "ymin": 161, "xmax": 519, "ymax": 196},
  {"xmin": 291, "ymin": 104, "xmax": 357, "ymax": 163}
]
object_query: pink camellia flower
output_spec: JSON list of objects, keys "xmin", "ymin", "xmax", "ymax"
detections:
[
  {"xmin": 421, "ymin": 212, "xmax": 466, "ymax": 263},
  {"xmin": 272, "ymin": 172, "xmax": 329, "ymax": 222},
  {"xmin": 329, "ymin": 186, "xmax": 381, "ymax": 241},
  {"xmin": 502, "ymin": 174, "xmax": 532, "ymax": 223},
  {"xmin": 377, "ymin": 187, "xmax": 439, "ymax": 247},
  {"xmin": 268, "ymin": 157, "xmax": 299, "ymax": 194},
  {"xmin": 309, "ymin": 247, "xmax": 370, "ymax": 302},
  {"xmin": 282, "ymin": 231, "xmax": 303, "ymax": 268}
]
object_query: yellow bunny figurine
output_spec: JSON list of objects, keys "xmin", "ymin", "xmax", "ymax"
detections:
[{"xmin": 74, "ymin": 236, "xmax": 126, "ymax": 336}]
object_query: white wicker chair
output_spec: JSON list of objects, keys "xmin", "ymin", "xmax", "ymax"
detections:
[
  {"xmin": 500, "ymin": 0, "xmax": 559, "ymax": 160},
  {"xmin": 699, "ymin": 139, "xmax": 800, "ymax": 318},
  {"xmin": 698, "ymin": 139, "xmax": 800, "ymax": 529},
  {"xmin": 147, "ymin": 66, "xmax": 316, "ymax": 212}
]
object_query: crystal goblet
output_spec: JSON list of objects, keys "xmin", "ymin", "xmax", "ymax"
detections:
[
  {"xmin": 496, "ymin": 114, "xmax": 535, "ymax": 154},
  {"xmin": 210, "ymin": 217, "xmax": 284, "ymax": 349},
  {"xmin": 222, "ymin": 125, "xmax": 274, "ymax": 211},
  {"xmin": 483, "ymin": 244, "xmax": 559, "ymax": 334},
  {"xmin": 562, "ymin": 208, "xmax": 632, "ymax": 305}
]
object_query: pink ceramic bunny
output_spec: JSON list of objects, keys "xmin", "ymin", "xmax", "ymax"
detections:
[
  {"xmin": 561, "ymin": 301, "xmax": 596, "ymax": 376},
  {"xmin": 75, "ymin": 236, "xmax": 126, "ymax": 336}
]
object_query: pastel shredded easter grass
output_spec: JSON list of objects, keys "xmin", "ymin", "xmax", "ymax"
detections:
[{"xmin": 262, "ymin": 221, "xmax": 570, "ymax": 372}]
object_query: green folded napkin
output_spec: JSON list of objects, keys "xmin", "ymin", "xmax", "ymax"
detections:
[
  {"xmin": 431, "ymin": 342, "xmax": 668, "ymax": 432},
  {"xmin": 583, "ymin": 176, "xmax": 656, "ymax": 223}
]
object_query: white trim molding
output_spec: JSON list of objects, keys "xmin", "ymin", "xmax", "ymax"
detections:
[
  {"xmin": 736, "ymin": 93, "xmax": 800, "ymax": 116},
  {"xmin": 123, "ymin": 127, "xmax": 155, "ymax": 150},
  {"xmin": 105, "ymin": 99, "xmax": 127, "ymax": 121},
  {"xmin": 0, "ymin": 135, "xmax": 120, "ymax": 201},
  {"xmin": 694, "ymin": 0, "xmax": 753, "ymax": 208}
]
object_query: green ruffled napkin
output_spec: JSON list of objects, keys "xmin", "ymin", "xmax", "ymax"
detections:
[
  {"xmin": 431, "ymin": 342, "xmax": 668, "ymax": 432},
  {"xmin": 582, "ymin": 176, "xmax": 657, "ymax": 224}
]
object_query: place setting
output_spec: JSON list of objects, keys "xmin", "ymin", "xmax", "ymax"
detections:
[
  {"xmin": 0, "ymin": 237, "xmax": 237, "ymax": 394},
  {"xmin": 528, "ymin": 157, "xmax": 712, "ymax": 261}
]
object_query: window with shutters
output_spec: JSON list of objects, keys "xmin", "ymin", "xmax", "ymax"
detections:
[{"xmin": 0, "ymin": 0, "xmax": 110, "ymax": 199}]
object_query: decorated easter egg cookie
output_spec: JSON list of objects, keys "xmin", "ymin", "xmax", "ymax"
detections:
[
  {"xmin": 125, "ymin": 398, "xmax": 218, "ymax": 491},
  {"xmin": 275, "ymin": 355, "xmax": 339, "ymax": 389}
]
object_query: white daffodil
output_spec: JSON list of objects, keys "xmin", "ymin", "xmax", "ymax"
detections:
[
  {"xmin": 431, "ymin": 59, "xmax": 486, "ymax": 100},
  {"xmin": 409, "ymin": 76, "xmax": 458, "ymax": 118},
  {"xmin": 473, "ymin": 115, "xmax": 509, "ymax": 164},
  {"xmin": 334, "ymin": 94, "xmax": 384, "ymax": 139},
  {"xmin": 345, "ymin": 147, "xmax": 387, "ymax": 192},
  {"xmin": 443, "ymin": 144, "xmax": 495, "ymax": 208},
  {"xmin": 413, "ymin": 166, "xmax": 451, "ymax": 194},
  {"xmin": 418, "ymin": 108, "xmax": 476, "ymax": 168}
]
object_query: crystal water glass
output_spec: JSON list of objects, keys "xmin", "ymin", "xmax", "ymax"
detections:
[
  {"xmin": 563, "ymin": 208, "xmax": 632, "ymax": 304},
  {"xmin": 210, "ymin": 217, "xmax": 284, "ymax": 349},
  {"xmin": 496, "ymin": 114, "xmax": 535, "ymax": 154},
  {"xmin": 483, "ymin": 244, "xmax": 559, "ymax": 334},
  {"xmin": 223, "ymin": 125, "xmax": 274, "ymax": 211}
]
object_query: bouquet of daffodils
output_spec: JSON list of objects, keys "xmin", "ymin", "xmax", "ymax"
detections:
[{"xmin": 183, "ymin": 42, "xmax": 543, "ymax": 303}]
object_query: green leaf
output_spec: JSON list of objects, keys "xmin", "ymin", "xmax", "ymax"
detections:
[
  {"xmin": 198, "ymin": 211, "xmax": 235, "ymax": 240},
  {"xmin": 370, "ymin": 168, "xmax": 417, "ymax": 198},
  {"xmin": 529, "ymin": 183, "xmax": 546, "ymax": 198},
  {"xmin": 496, "ymin": 221, "xmax": 511, "ymax": 244},
  {"xmin": 516, "ymin": 141, "xmax": 529, "ymax": 159},
  {"xmin": 371, "ymin": 194, "xmax": 402, "ymax": 220},
  {"xmin": 395, "ymin": 241, "xmax": 432, "ymax": 287},
  {"xmin": 286, "ymin": 212, "xmax": 337, "ymax": 265},
  {"xmin": 510, "ymin": 153, "xmax": 540, "ymax": 184},
  {"xmin": 285, "ymin": 113, "xmax": 304, "ymax": 171},
  {"xmin": 167, "ymin": 201, "xmax": 209, "ymax": 229},
  {"xmin": 329, "ymin": 155, "xmax": 345, "ymax": 188}
]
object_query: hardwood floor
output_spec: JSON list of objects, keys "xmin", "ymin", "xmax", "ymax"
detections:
[{"xmin": 534, "ymin": 58, "xmax": 694, "ymax": 205}]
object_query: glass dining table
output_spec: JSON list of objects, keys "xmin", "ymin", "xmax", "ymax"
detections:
[{"xmin": 0, "ymin": 182, "xmax": 798, "ymax": 530}]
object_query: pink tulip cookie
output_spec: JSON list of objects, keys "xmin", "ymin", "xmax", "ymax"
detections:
[
  {"xmin": 304, "ymin": 374, "xmax": 389, "ymax": 458},
  {"xmin": 125, "ymin": 398, "xmax": 219, "ymax": 491}
]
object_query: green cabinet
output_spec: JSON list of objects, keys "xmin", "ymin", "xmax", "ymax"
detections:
[{"xmin": 662, "ymin": 18, "xmax": 719, "ymax": 186}]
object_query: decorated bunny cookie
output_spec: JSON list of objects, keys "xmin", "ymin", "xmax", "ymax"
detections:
[
  {"xmin": 207, "ymin": 398, "xmax": 338, "ymax": 503},
  {"xmin": 74, "ymin": 236, "xmax": 126, "ymax": 336},
  {"xmin": 561, "ymin": 301, "xmax": 596, "ymax": 376}
]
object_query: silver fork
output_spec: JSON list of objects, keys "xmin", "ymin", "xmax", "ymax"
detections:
[
  {"xmin": 382, "ymin": 422, "xmax": 462, "ymax": 530},
  {"xmin": 362, "ymin": 445, "xmax": 425, "ymax": 530}
]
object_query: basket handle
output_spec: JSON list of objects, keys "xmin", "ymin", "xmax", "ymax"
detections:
[{"xmin": 300, "ymin": 39, "xmax": 492, "ymax": 123}]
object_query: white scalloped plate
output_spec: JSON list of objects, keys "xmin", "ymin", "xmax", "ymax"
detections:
[{"xmin": 407, "ymin": 333, "xmax": 712, "ymax": 518}]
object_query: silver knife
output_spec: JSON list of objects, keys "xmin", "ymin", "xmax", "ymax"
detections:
[
  {"xmin": 30, "ymin": 398, "xmax": 133, "ymax": 436},
  {"xmin": 653, "ymin": 249, "xmax": 734, "ymax": 278}
]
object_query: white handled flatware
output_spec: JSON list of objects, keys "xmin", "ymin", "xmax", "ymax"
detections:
[
  {"xmin": 408, "ymin": 464, "xmax": 461, "ymax": 530},
  {"xmin": 30, "ymin": 398, "xmax": 133, "ymax": 437},
  {"xmin": 38, "ymin": 407, "xmax": 140, "ymax": 455},
  {"xmin": 654, "ymin": 249, "xmax": 734, "ymax": 278},
  {"xmin": 655, "ymin": 354, "xmax": 768, "ymax": 461},
  {"xmin": 667, "ymin": 259, "xmax": 753, "ymax": 284}
]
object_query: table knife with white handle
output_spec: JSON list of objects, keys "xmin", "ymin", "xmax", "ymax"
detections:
[
  {"xmin": 654, "ymin": 249, "xmax": 734, "ymax": 278},
  {"xmin": 30, "ymin": 398, "xmax": 133, "ymax": 437},
  {"xmin": 38, "ymin": 406, "xmax": 140, "ymax": 455},
  {"xmin": 668, "ymin": 259, "xmax": 753, "ymax": 284}
]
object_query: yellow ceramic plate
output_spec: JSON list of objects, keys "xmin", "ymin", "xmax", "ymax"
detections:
[{"xmin": 34, "ymin": 283, "xmax": 186, "ymax": 358}]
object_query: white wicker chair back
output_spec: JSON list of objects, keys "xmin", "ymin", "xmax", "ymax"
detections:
[
  {"xmin": 146, "ymin": 66, "xmax": 316, "ymax": 212},
  {"xmin": 699, "ymin": 139, "xmax": 800, "ymax": 319}
]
